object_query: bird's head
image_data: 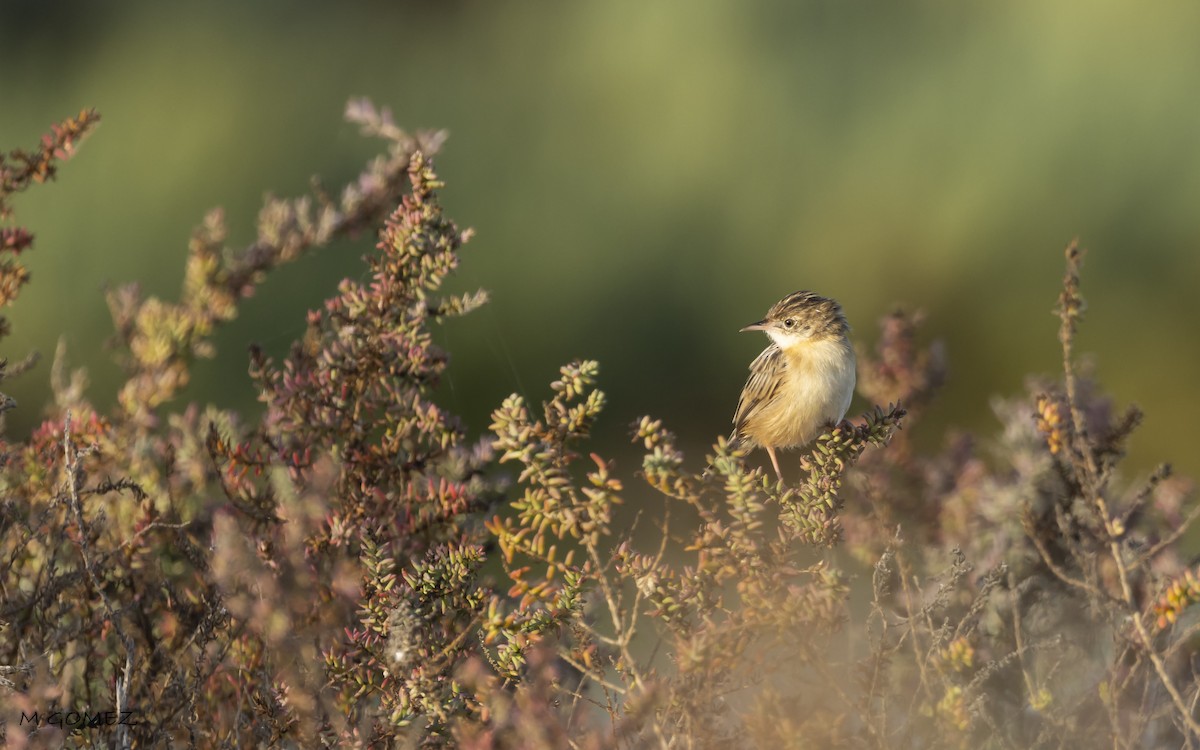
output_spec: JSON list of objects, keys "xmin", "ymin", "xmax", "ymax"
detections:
[{"xmin": 740, "ymin": 290, "xmax": 850, "ymax": 350}]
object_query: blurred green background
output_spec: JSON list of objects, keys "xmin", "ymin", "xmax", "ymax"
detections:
[{"xmin": 3, "ymin": 1, "xmax": 1200, "ymax": 486}]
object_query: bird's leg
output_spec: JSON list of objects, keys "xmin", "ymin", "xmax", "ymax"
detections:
[{"xmin": 766, "ymin": 445, "xmax": 784, "ymax": 484}]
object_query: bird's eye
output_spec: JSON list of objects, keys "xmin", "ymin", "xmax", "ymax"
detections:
[{"xmin": 784, "ymin": 319, "xmax": 795, "ymax": 328}]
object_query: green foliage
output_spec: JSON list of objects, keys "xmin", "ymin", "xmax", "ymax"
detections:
[{"xmin": 2, "ymin": 104, "xmax": 1200, "ymax": 750}]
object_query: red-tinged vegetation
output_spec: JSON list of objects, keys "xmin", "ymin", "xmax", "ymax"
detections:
[{"xmin": 2, "ymin": 105, "xmax": 1200, "ymax": 749}]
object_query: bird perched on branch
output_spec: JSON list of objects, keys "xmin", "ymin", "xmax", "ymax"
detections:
[{"xmin": 731, "ymin": 291, "xmax": 856, "ymax": 482}]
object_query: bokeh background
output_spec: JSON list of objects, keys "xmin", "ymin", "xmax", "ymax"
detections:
[{"xmin": 3, "ymin": 1, "xmax": 1200, "ymax": 489}]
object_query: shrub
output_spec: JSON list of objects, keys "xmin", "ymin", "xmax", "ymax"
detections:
[{"xmin": 1, "ymin": 103, "xmax": 1198, "ymax": 749}]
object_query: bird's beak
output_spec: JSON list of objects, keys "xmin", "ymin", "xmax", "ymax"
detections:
[{"xmin": 739, "ymin": 319, "xmax": 770, "ymax": 333}]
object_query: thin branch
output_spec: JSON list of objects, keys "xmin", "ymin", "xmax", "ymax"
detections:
[
  {"xmin": 1105, "ymin": 521, "xmax": 1200, "ymax": 738},
  {"xmin": 1054, "ymin": 245, "xmax": 1200, "ymax": 739},
  {"xmin": 63, "ymin": 411, "xmax": 138, "ymax": 748},
  {"xmin": 1137, "ymin": 500, "xmax": 1200, "ymax": 567},
  {"xmin": 1009, "ymin": 572, "xmax": 1039, "ymax": 705},
  {"xmin": 1025, "ymin": 520, "xmax": 1108, "ymax": 601}
]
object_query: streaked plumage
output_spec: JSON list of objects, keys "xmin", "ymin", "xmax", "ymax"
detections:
[{"xmin": 732, "ymin": 291, "xmax": 856, "ymax": 481}]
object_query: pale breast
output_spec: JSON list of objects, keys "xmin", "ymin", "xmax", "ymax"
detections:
[{"xmin": 747, "ymin": 339, "xmax": 856, "ymax": 448}]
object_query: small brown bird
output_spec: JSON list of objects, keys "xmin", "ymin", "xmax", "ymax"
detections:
[{"xmin": 731, "ymin": 291, "xmax": 857, "ymax": 481}]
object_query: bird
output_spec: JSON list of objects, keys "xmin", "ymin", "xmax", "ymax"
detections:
[{"xmin": 731, "ymin": 290, "xmax": 857, "ymax": 482}]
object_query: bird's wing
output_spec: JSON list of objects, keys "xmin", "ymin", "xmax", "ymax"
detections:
[{"xmin": 732, "ymin": 345, "xmax": 785, "ymax": 443}]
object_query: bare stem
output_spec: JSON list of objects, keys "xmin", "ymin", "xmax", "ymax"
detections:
[
  {"xmin": 1055, "ymin": 244, "xmax": 1200, "ymax": 739},
  {"xmin": 63, "ymin": 411, "xmax": 137, "ymax": 748}
]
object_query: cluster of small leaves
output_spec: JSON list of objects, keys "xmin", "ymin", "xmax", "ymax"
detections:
[
  {"xmin": 0, "ymin": 109, "xmax": 99, "ymax": 359},
  {"xmin": 836, "ymin": 306, "xmax": 950, "ymax": 564},
  {"xmin": 855, "ymin": 309, "xmax": 947, "ymax": 413},
  {"xmin": 2, "ymin": 106, "xmax": 900, "ymax": 748},
  {"xmin": 490, "ymin": 360, "xmax": 614, "ymax": 550},
  {"xmin": 830, "ymin": 243, "xmax": 1200, "ymax": 748},
  {"xmin": 5, "ymin": 102, "xmax": 1200, "ymax": 750},
  {"xmin": 0, "ymin": 109, "xmax": 100, "ymax": 322},
  {"xmin": 107, "ymin": 101, "xmax": 444, "ymax": 428},
  {"xmin": 855, "ymin": 539, "xmax": 1014, "ymax": 748},
  {"xmin": 0, "ymin": 102, "xmax": 496, "ymax": 748},
  {"xmin": 471, "ymin": 242, "xmax": 1200, "ymax": 749},
  {"xmin": 327, "ymin": 541, "xmax": 487, "ymax": 732},
  {"xmin": 236, "ymin": 134, "xmax": 498, "ymax": 742},
  {"xmin": 486, "ymin": 361, "xmax": 613, "ymax": 681},
  {"xmin": 777, "ymin": 404, "xmax": 906, "ymax": 546},
  {"xmin": 479, "ymin": 351, "xmax": 906, "ymax": 747},
  {"xmin": 992, "ymin": 244, "xmax": 1200, "ymax": 744}
]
